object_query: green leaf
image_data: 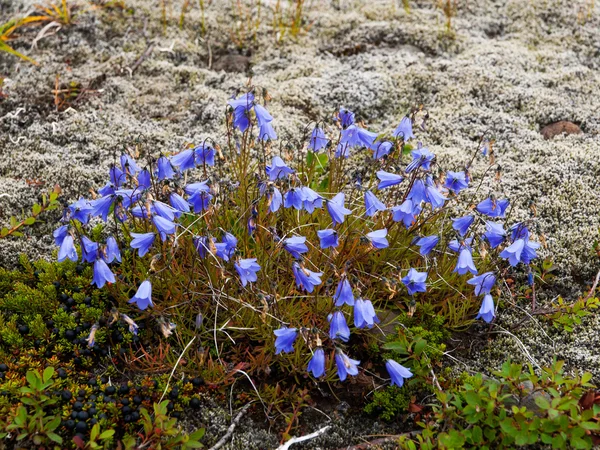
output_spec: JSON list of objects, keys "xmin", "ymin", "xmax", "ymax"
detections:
[
  {"xmin": 90, "ymin": 423, "xmax": 99, "ymax": 441},
  {"xmin": 188, "ymin": 429, "xmax": 205, "ymax": 440},
  {"xmin": 20, "ymin": 397, "xmax": 36, "ymax": 405},
  {"xmin": 23, "ymin": 217, "xmax": 35, "ymax": 226},
  {"xmin": 534, "ymin": 395, "xmax": 550, "ymax": 410},
  {"xmin": 46, "ymin": 416, "xmax": 61, "ymax": 432},
  {"xmin": 26, "ymin": 370, "xmax": 39, "ymax": 389},
  {"xmin": 99, "ymin": 429, "xmax": 115, "ymax": 439},
  {"xmin": 414, "ymin": 338, "xmax": 427, "ymax": 355},
  {"xmin": 0, "ymin": 40, "xmax": 38, "ymax": 65},
  {"xmin": 0, "ymin": 227, "xmax": 8, "ymax": 237},
  {"xmin": 47, "ymin": 432, "xmax": 63, "ymax": 444},
  {"xmin": 43, "ymin": 366, "xmax": 54, "ymax": 383},
  {"xmin": 32, "ymin": 203, "xmax": 42, "ymax": 215}
]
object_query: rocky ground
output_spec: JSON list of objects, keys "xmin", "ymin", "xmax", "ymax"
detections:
[{"xmin": 1, "ymin": 0, "xmax": 600, "ymax": 447}]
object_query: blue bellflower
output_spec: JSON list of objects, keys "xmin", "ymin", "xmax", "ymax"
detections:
[
  {"xmin": 364, "ymin": 190, "xmax": 387, "ymax": 216},
  {"xmin": 228, "ymin": 92, "xmax": 254, "ymax": 132},
  {"xmin": 476, "ymin": 197, "xmax": 509, "ymax": 218},
  {"xmin": 393, "ymin": 117, "xmax": 415, "ymax": 141},
  {"xmin": 354, "ymin": 298, "xmax": 379, "ymax": 329},
  {"xmin": 326, "ymin": 192, "xmax": 352, "ymax": 226},
  {"xmin": 68, "ymin": 197, "xmax": 93, "ymax": 224},
  {"xmin": 169, "ymin": 193, "xmax": 191, "ymax": 215},
  {"xmin": 333, "ymin": 278, "xmax": 354, "ymax": 307},
  {"xmin": 444, "ymin": 171, "xmax": 469, "ymax": 193},
  {"xmin": 194, "ymin": 144, "xmax": 215, "ymax": 166},
  {"xmin": 292, "ymin": 262, "xmax": 323, "ymax": 293},
  {"xmin": 53, "ymin": 225, "xmax": 68, "ymax": 247},
  {"xmin": 254, "ymin": 104, "xmax": 277, "ymax": 141},
  {"xmin": 376, "ymin": 171, "xmax": 404, "ymax": 189},
  {"xmin": 130, "ymin": 232, "xmax": 155, "ymax": 257},
  {"xmin": 425, "ymin": 185, "xmax": 447, "ymax": 209},
  {"xmin": 300, "ymin": 186, "xmax": 323, "ymax": 213},
  {"xmin": 386, "ymin": 360, "xmax": 413, "ymax": 387},
  {"xmin": 235, "ymin": 258, "xmax": 261, "ymax": 287},
  {"xmin": 415, "ymin": 235, "xmax": 439, "ymax": 256},
  {"xmin": 104, "ymin": 236, "xmax": 121, "ymax": 264},
  {"xmin": 267, "ymin": 186, "xmax": 283, "ymax": 213},
  {"xmin": 137, "ymin": 169, "xmax": 151, "ymax": 189},
  {"xmin": 91, "ymin": 259, "xmax": 115, "ymax": 288},
  {"xmin": 339, "ymin": 125, "xmax": 377, "ymax": 151},
  {"xmin": 157, "ymin": 155, "xmax": 175, "ymax": 180},
  {"xmin": 335, "ymin": 349, "xmax": 360, "ymax": 381},
  {"xmin": 171, "ymin": 149, "xmax": 196, "ymax": 171},
  {"xmin": 484, "ymin": 221, "xmax": 507, "ymax": 248},
  {"xmin": 309, "ymin": 127, "xmax": 328, "ymax": 152},
  {"xmin": 153, "ymin": 215, "xmax": 176, "ymax": 241},
  {"xmin": 267, "ymin": 156, "xmax": 294, "ymax": 180},
  {"xmin": 467, "ymin": 272, "xmax": 496, "ymax": 296},
  {"xmin": 282, "ymin": 236, "xmax": 308, "ymax": 259},
  {"xmin": 274, "ymin": 327, "xmax": 297, "ymax": 354},
  {"xmin": 366, "ymin": 229, "xmax": 389, "ymax": 249},
  {"xmin": 338, "ymin": 108, "xmax": 355, "ymax": 128},
  {"xmin": 329, "ymin": 311, "xmax": 350, "ymax": 341},
  {"xmin": 402, "ymin": 268, "xmax": 427, "ymax": 295},
  {"xmin": 452, "ymin": 215, "xmax": 475, "ymax": 237},
  {"xmin": 372, "ymin": 141, "xmax": 393, "ymax": 159},
  {"xmin": 391, "ymin": 199, "xmax": 421, "ymax": 229},
  {"xmin": 284, "ymin": 188, "xmax": 303, "ymax": 210},
  {"xmin": 129, "ymin": 280, "xmax": 153, "ymax": 310},
  {"xmin": 58, "ymin": 235, "xmax": 78, "ymax": 262},
  {"xmin": 307, "ymin": 347, "xmax": 326, "ymax": 378},
  {"xmin": 499, "ymin": 239, "xmax": 525, "ymax": 266},
  {"xmin": 454, "ymin": 247, "xmax": 478, "ymax": 275},
  {"xmin": 476, "ymin": 294, "xmax": 496, "ymax": 323},
  {"xmin": 120, "ymin": 154, "xmax": 141, "ymax": 175},
  {"xmin": 317, "ymin": 229, "xmax": 338, "ymax": 249},
  {"xmin": 405, "ymin": 147, "xmax": 434, "ymax": 173},
  {"xmin": 80, "ymin": 236, "xmax": 99, "ymax": 263}
]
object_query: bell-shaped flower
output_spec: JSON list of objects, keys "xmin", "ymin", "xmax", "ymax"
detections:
[
  {"xmin": 484, "ymin": 221, "xmax": 506, "ymax": 248},
  {"xmin": 90, "ymin": 195, "xmax": 115, "ymax": 222},
  {"xmin": 307, "ymin": 347, "xmax": 326, "ymax": 378},
  {"xmin": 333, "ymin": 277, "xmax": 354, "ymax": 307},
  {"xmin": 120, "ymin": 154, "xmax": 141, "ymax": 175},
  {"xmin": 510, "ymin": 223, "xmax": 530, "ymax": 241},
  {"xmin": 335, "ymin": 348, "xmax": 360, "ymax": 381},
  {"xmin": 366, "ymin": 229, "xmax": 389, "ymax": 249},
  {"xmin": 364, "ymin": 190, "xmax": 386, "ymax": 216},
  {"xmin": 467, "ymin": 272, "xmax": 496, "ymax": 296},
  {"xmin": 402, "ymin": 268, "xmax": 427, "ymax": 295},
  {"xmin": 189, "ymin": 191, "xmax": 213, "ymax": 213},
  {"xmin": 184, "ymin": 180, "xmax": 211, "ymax": 195},
  {"xmin": 338, "ymin": 108, "xmax": 355, "ymax": 128},
  {"xmin": 292, "ymin": 262, "xmax": 323, "ymax": 293},
  {"xmin": 137, "ymin": 169, "xmax": 151, "ymax": 190},
  {"xmin": 317, "ymin": 229, "xmax": 338, "ymax": 249},
  {"xmin": 372, "ymin": 141, "xmax": 393, "ymax": 159},
  {"xmin": 255, "ymin": 104, "xmax": 277, "ymax": 141},
  {"xmin": 354, "ymin": 298, "xmax": 379, "ymax": 329},
  {"xmin": 266, "ymin": 156, "xmax": 294, "ymax": 181},
  {"xmin": 454, "ymin": 247, "xmax": 478, "ymax": 275},
  {"xmin": 153, "ymin": 201, "xmax": 177, "ymax": 221},
  {"xmin": 171, "ymin": 149, "xmax": 196, "ymax": 171},
  {"xmin": 326, "ymin": 192, "xmax": 352, "ymax": 226},
  {"xmin": 393, "ymin": 117, "xmax": 414, "ymax": 141},
  {"xmin": 415, "ymin": 235, "xmax": 439, "ymax": 256},
  {"xmin": 129, "ymin": 280, "xmax": 153, "ymax": 310},
  {"xmin": 499, "ymin": 239, "xmax": 525, "ymax": 266},
  {"xmin": 448, "ymin": 237, "xmax": 474, "ymax": 253},
  {"xmin": 109, "ymin": 164, "xmax": 126, "ymax": 187},
  {"xmin": 81, "ymin": 236, "xmax": 99, "ymax": 263},
  {"xmin": 228, "ymin": 92, "xmax": 254, "ymax": 132},
  {"xmin": 452, "ymin": 215, "xmax": 475, "ymax": 237},
  {"xmin": 153, "ymin": 215, "xmax": 176, "ymax": 241},
  {"xmin": 328, "ymin": 311, "xmax": 350, "ymax": 342},
  {"xmin": 91, "ymin": 259, "xmax": 115, "ymax": 288},
  {"xmin": 391, "ymin": 199, "xmax": 421, "ymax": 229},
  {"xmin": 157, "ymin": 155, "xmax": 175, "ymax": 180},
  {"xmin": 476, "ymin": 294, "xmax": 496, "ymax": 323},
  {"xmin": 53, "ymin": 225, "xmax": 69, "ymax": 247},
  {"xmin": 282, "ymin": 236, "xmax": 308, "ymax": 259},
  {"xmin": 309, "ymin": 127, "xmax": 328, "ymax": 152},
  {"xmin": 130, "ymin": 232, "xmax": 155, "ymax": 257},
  {"xmin": 476, "ymin": 197, "xmax": 509, "ymax": 218},
  {"xmin": 194, "ymin": 144, "xmax": 215, "ymax": 166},
  {"xmin": 274, "ymin": 327, "xmax": 297, "ymax": 354},
  {"xmin": 68, "ymin": 197, "xmax": 93, "ymax": 224},
  {"xmin": 444, "ymin": 171, "xmax": 468, "ymax": 193},
  {"xmin": 267, "ymin": 186, "xmax": 283, "ymax": 213},
  {"xmin": 169, "ymin": 193, "xmax": 191, "ymax": 215},
  {"xmin": 104, "ymin": 236, "xmax": 121, "ymax": 264},
  {"xmin": 300, "ymin": 186, "xmax": 323, "ymax": 213},
  {"xmin": 405, "ymin": 147, "xmax": 434, "ymax": 173},
  {"xmin": 284, "ymin": 188, "xmax": 303, "ymax": 210},
  {"xmin": 58, "ymin": 235, "xmax": 78, "ymax": 262},
  {"xmin": 340, "ymin": 125, "xmax": 377, "ymax": 150},
  {"xmin": 385, "ymin": 360, "xmax": 413, "ymax": 387},
  {"xmin": 520, "ymin": 240, "xmax": 540, "ymax": 264},
  {"xmin": 425, "ymin": 185, "xmax": 447, "ymax": 209},
  {"xmin": 234, "ymin": 258, "xmax": 261, "ymax": 287}
]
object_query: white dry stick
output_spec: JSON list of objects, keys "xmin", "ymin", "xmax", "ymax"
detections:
[
  {"xmin": 208, "ymin": 403, "xmax": 252, "ymax": 450},
  {"xmin": 158, "ymin": 335, "xmax": 196, "ymax": 403},
  {"xmin": 276, "ymin": 425, "xmax": 331, "ymax": 450}
]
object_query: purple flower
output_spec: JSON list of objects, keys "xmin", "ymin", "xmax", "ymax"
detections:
[
  {"xmin": 282, "ymin": 236, "xmax": 308, "ymax": 259},
  {"xmin": 68, "ymin": 197, "xmax": 93, "ymax": 224},
  {"xmin": 326, "ymin": 192, "xmax": 352, "ymax": 226},
  {"xmin": 520, "ymin": 240, "xmax": 540, "ymax": 264},
  {"xmin": 284, "ymin": 188, "xmax": 303, "ymax": 210},
  {"xmin": 58, "ymin": 235, "xmax": 78, "ymax": 262},
  {"xmin": 467, "ymin": 272, "xmax": 496, "ymax": 296},
  {"xmin": 53, "ymin": 225, "xmax": 69, "ymax": 247},
  {"xmin": 189, "ymin": 191, "xmax": 213, "ymax": 213},
  {"xmin": 81, "ymin": 236, "xmax": 99, "ymax": 263},
  {"xmin": 130, "ymin": 232, "xmax": 155, "ymax": 257},
  {"xmin": 267, "ymin": 186, "xmax": 283, "ymax": 213},
  {"xmin": 120, "ymin": 154, "xmax": 141, "ymax": 175},
  {"xmin": 309, "ymin": 127, "xmax": 328, "ymax": 152},
  {"xmin": 391, "ymin": 199, "xmax": 421, "ymax": 229},
  {"xmin": 405, "ymin": 147, "xmax": 434, "ymax": 173},
  {"xmin": 300, "ymin": 186, "xmax": 323, "ymax": 213},
  {"xmin": 169, "ymin": 193, "xmax": 191, "ymax": 215},
  {"xmin": 452, "ymin": 215, "xmax": 475, "ymax": 237},
  {"xmin": 137, "ymin": 169, "xmax": 151, "ymax": 189},
  {"xmin": 354, "ymin": 298, "xmax": 379, "ymax": 329},
  {"xmin": 425, "ymin": 185, "xmax": 447, "ymax": 209},
  {"xmin": 194, "ymin": 144, "xmax": 215, "ymax": 166},
  {"xmin": 402, "ymin": 268, "xmax": 427, "ymax": 295},
  {"xmin": 340, "ymin": 125, "xmax": 377, "ymax": 150},
  {"xmin": 228, "ymin": 92, "xmax": 254, "ymax": 132},
  {"xmin": 153, "ymin": 201, "xmax": 177, "ymax": 221},
  {"xmin": 157, "ymin": 155, "xmax": 175, "ymax": 180},
  {"xmin": 415, "ymin": 235, "xmax": 439, "ymax": 256},
  {"xmin": 444, "ymin": 171, "xmax": 468, "ymax": 193},
  {"xmin": 454, "ymin": 247, "xmax": 478, "ymax": 275},
  {"xmin": 338, "ymin": 108, "xmax": 355, "ymax": 128},
  {"xmin": 234, "ymin": 258, "xmax": 261, "ymax": 287},
  {"xmin": 476, "ymin": 294, "xmax": 496, "ymax": 323},
  {"xmin": 510, "ymin": 223, "xmax": 530, "ymax": 240},
  {"xmin": 153, "ymin": 215, "xmax": 176, "ymax": 241},
  {"xmin": 109, "ymin": 164, "xmax": 126, "ymax": 187},
  {"xmin": 484, "ymin": 221, "xmax": 507, "ymax": 248},
  {"xmin": 98, "ymin": 182, "xmax": 115, "ymax": 197},
  {"xmin": 104, "ymin": 236, "xmax": 121, "ymax": 264},
  {"xmin": 171, "ymin": 149, "xmax": 196, "ymax": 172},
  {"xmin": 386, "ymin": 360, "xmax": 413, "ymax": 387},
  {"xmin": 366, "ymin": 229, "xmax": 389, "ymax": 249},
  {"xmin": 329, "ymin": 311, "xmax": 350, "ymax": 342},
  {"xmin": 364, "ymin": 190, "xmax": 387, "ymax": 217},
  {"xmin": 476, "ymin": 198, "xmax": 509, "ymax": 218},
  {"xmin": 372, "ymin": 141, "xmax": 393, "ymax": 159},
  {"xmin": 307, "ymin": 347, "xmax": 326, "ymax": 378},
  {"xmin": 184, "ymin": 181, "xmax": 211, "ymax": 195},
  {"xmin": 499, "ymin": 239, "xmax": 525, "ymax": 266},
  {"xmin": 215, "ymin": 232, "xmax": 237, "ymax": 261},
  {"xmin": 255, "ymin": 104, "xmax": 277, "ymax": 141},
  {"xmin": 91, "ymin": 259, "xmax": 115, "ymax": 288},
  {"xmin": 393, "ymin": 117, "xmax": 414, "ymax": 141},
  {"xmin": 448, "ymin": 237, "xmax": 474, "ymax": 253},
  {"xmin": 317, "ymin": 229, "xmax": 338, "ymax": 249},
  {"xmin": 292, "ymin": 262, "xmax": 323, "ymax": 293},
  {"xmin": 129, "ymin": 280, "xmax": 153, "ymax": 310},
  {"xmin": 267, "ymin": 156, "xmax": 294, "ymax": 181},
  {"xmin": 193, "ymin": 236, "xmax": 213, "ymax": 259},
  {"xmin": 335, "ymin": 349, "xmax": 360, "ymax": 381},
  {"xmin": 274, "ymin": 327, "xmax": 297, "ymax": 354},
  {"xmin": 407, "ymin": 179, "xmax": 426, "ymax": 204},
  {"xmin": 333, "ymin": 278, "xmax": 354, "ymax": 307},
  {"xmin": 90, "ymin": 195, "xmax": 114, "ymax": 222}
]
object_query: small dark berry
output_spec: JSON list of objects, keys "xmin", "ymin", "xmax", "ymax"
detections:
[
  {"xmin": 65, "ymin": 419, "xmax": 75, "ymax": 429},
  {"xmin": 90, "ymin": 418, "xmax": 98, "ymax": 425},
  {"xmin": 18, "ymin": 325, "xmax": 29, "ymax": 334},
  {"xmin": 88, "ymin": 378, "xmax": 97, "ymax": 386},
  {"xmin": 0, "ymin": 363, "xmax": 8, "ymax": 372},
  {"xmin": 88, "ymin": 408, "xmax": 97, "ymax": 416},
  {"xmin": 77, "ymin": 411, "xmax": 89, "ymax": 421},
  {"xmin": 124, "ymin": 414, "xmax": 132, "ymax": 423},
  {"xmin": 78, "ymin": 389, "xmax": 86, "ymax": 397},
  {"xmin": 167, "ymin": 402, "xmax": 174, "ymax": 412},
  {"xmin": 70, "ymin": 411, "xmax": 78, "ymax": 419},
  {"xmin": 105, "ymin": 386, "xmax": 116, "ymax": 395},
  {"xmin": 133, "ymin": 395, "xmax": 142, "ymax": 405},
  {"xmin": 62, "ymin": 390, "xmax": 72, "ymax": 401},
  {"xmin": 122, "ymin": 406, "xmax": 132, "ymax": 415},
  {"xmin": 66, "ymin": 297, "xmax": 75, "ymax": 306},
  {"xmin": 65, "ymin": 330, "xmax": 76, "ymax": 341},
  {"xmin": 75, "ymin": 421, "xmax": 88, "ymax": 433},
  {"xmin": 120, "ymin": 398, "xmax": 129, "ymax": 406},
  {"xmin": 53, "ymin": 281, "xmax": 61, "ymax": 289},
  {"xmin": 73, "ymin": 401, "xmax": 83, "ymax": 411},
  {"xmin": 131, "ymin": 411, "xmax": 140, "ymax": 421},
  {"xmin": 191, "ymin": 377, "xmax": 204, "ymax": 387},
  {"xmin": 119, "ymin": 384, "xmax": 129, "ymax": 395},
  {"xmin": 172, "ymin": 411, "xmax": 181, "ymax": 419},
  {"xmin": 59, "ymin": 293, "xmax": 69, "ymax": 302},
  {"xmin": 57, "ymin": 369, "xmax": 67, "ymax": 379},
  {"xmin": 190, "ymin": 398, "xmax": 201, "ymax": 409},
  {"xmin": 99, "ymin": 413, "xmax": 108, "ymax": 420}
]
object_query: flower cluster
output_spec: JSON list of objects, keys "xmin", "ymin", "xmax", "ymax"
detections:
[{"xmin": 53, "ymin": 91, "xmax": 541, "ymax": 388}]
